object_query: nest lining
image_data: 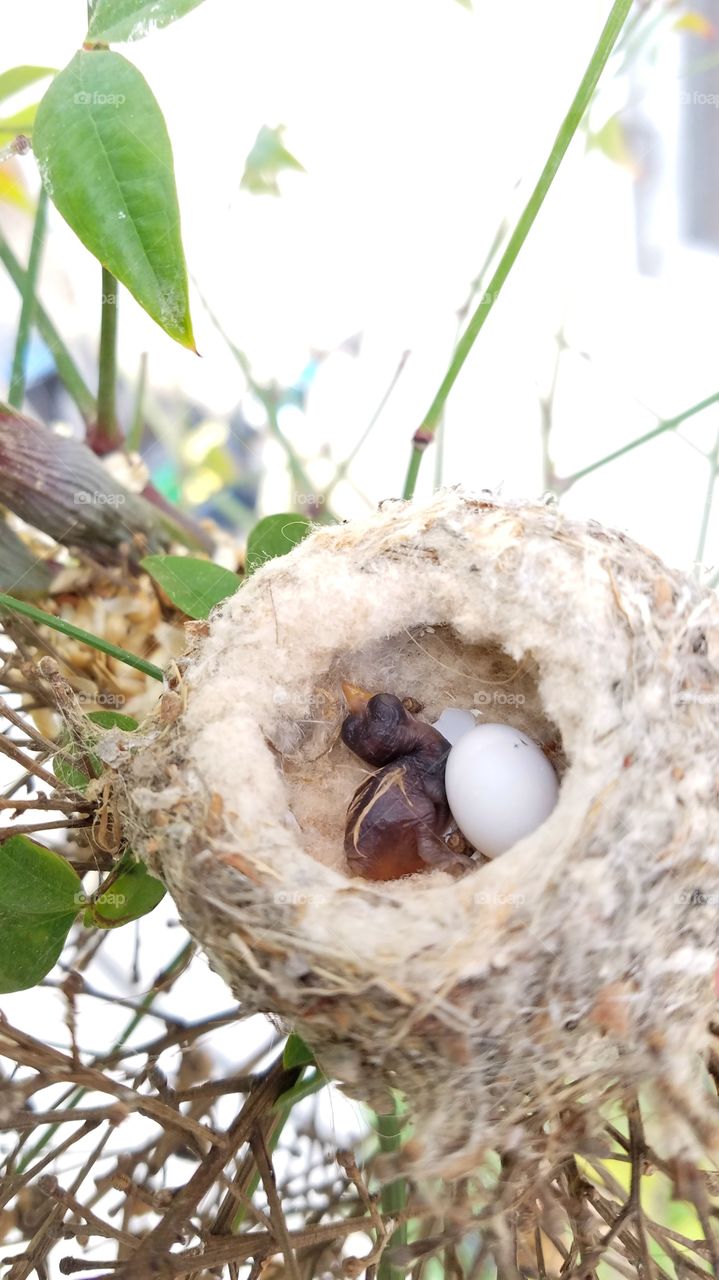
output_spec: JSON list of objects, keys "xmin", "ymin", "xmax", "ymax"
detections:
[
  {"xmin": 281, "ymin": 625, "xmax": 565, "ymax": 875},
  {"xmin": 121, "ymin": 490, "xmax": 719, "ymax": 1176}
]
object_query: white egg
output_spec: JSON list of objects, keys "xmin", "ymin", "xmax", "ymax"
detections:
[
  {"xmin": 432, "ymin": 707, "xmax": 477, "ymax": 745},
  {"xmin": 445, "ymin": 722, "xmax": 559, "ymax": 858}
]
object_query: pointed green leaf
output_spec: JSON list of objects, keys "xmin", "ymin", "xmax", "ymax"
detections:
[
  {"xmin": 88, "ymin": 709, "xmax": 139, "ymax": 731},
  {"xmin": 283, "ymin": 1032, "xmax": 315, "ymax": 1070},
  {"xmin": 87, "ymin": 0, "xmax": 208, "ymax": 43},
  {"xmin": 33, "ymin": 50, "xmax": 195, "ymax": 348},
  {"xmin": 85, "ymin": 858, "xmax": 165, "ymax": 928},
  {"xmin": 0, "ymin": 67, "xmax": 56, "ymax": 107},
  {"xmin": 141, "ymin": 554, "xmax": 241, "ymax": 618},
  {"xmin": 0, "ymin": 835, "xmax": 81, "ymax": 992},
  {"xmin": 245, "ymin": 513, "xmax": 312, "ymax": 575},
  {"xmin": 588, "ymin": 112, "xmax": 634, "ymax": 170}
]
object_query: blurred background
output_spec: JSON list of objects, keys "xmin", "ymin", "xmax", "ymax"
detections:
[
  {"xmin": 3, "ymin": 0, "xmax": 719, "ymax": 567},
  {"xmin": 1, "ymin": 2, "xmax": 719, "ymax": 1273}
]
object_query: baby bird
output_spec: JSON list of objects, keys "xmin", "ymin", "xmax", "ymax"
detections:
[{"xmin": 341, "ymin": 682, "xmax": 472, "ymax": 881}]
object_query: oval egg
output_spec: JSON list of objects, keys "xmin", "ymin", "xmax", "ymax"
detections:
[{"xmin": 445, "ymin": 722, "xmax": 559, "ymax": 858}]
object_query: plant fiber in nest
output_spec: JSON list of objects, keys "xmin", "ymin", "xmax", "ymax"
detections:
[{"xmin": 120, "ymin": 490, "xmax": 719, "ymax": 1178}]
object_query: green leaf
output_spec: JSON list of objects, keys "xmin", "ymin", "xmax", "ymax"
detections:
[
  {"xmin": 283, "ymin": 1032, "xmax": 315, "ymax": 1070},
  {"xmin": 54, "ymin": 710, "xmax": 138, "ymax": 792},
  {"xmin": 0, "ymin": 835, "xmax": 81, "ymax": 992},
  {"xmin": 33, "ymin": 50, "xmax": 195, "ymax": 349},
  {"xmin": 88, "ymin": 709, "xmax": 139, "ymax": 731},
  {"xmin": 141, "ymin": 554, "xmax": 241, "ymax": 619},
  {"xmin": 87, "ymin": 0, "xmax": 207, "ymax": 43},
  {"xmin": 245, "ymin": 513, "xmax": 312, "ymax": 575},
  {"xmin": 241, "ymin": 125, "xmax": 305, "ymax": 197},
  {"xmin": 84, "ymin": 858, "xmax": 165, "ymax": 928},
  {"xmin": 0, "ymin": 66, "xmax": 56, "ymax": 107},
  {"xmin": 54, "ymin": 746, "xmax": 93, "ymax": 793},
  {"xmin": 587, "ymin": 112, "xmax": 634, "ymax": 171}
]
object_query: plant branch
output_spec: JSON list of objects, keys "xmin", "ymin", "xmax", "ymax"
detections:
[
  {"xmin": 93, "ymin": 268, "xmax": 120, "ymax": 450},
  {"xmin": 8, "ymin": 186, "xmax": 48, "ymax": 410},
  {"xmin": 0, "ymin": 593, "xmax": 164, "ymax": 681},
  {"xmin": 558, "ymin": 389, "xmax": 719, "ymax": 491},
  {"xmin": 0, "ymin": 231, "xmax": 96, "ymax": 422},
  {"xmin": 402, "ymin": 0, "xmax": 633, "ymax": 498}
]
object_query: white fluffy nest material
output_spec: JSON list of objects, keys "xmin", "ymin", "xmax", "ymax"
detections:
[{"xmin": 122, "ymin": 490, "xmax": 719, "ymax": 1177}]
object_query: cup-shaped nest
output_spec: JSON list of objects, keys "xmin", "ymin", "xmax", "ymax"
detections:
[{"xmin": 122, "ymin": 490, "xmax": 719, "ymax": 1177}]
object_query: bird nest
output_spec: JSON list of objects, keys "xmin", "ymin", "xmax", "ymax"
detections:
[{"xmin": 118, "ymin": 490, "xmax": 719, "ymax": 1178}]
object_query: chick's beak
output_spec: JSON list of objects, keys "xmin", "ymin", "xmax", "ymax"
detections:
[{"xmin": 341, "ymin": 681, "xmax": 373, "ymax": 713}]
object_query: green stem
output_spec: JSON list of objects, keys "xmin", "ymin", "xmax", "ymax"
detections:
[
  {"xmin": 559, "ymin": 390, "xmax": 719, "ymax": 490},
  {"xmin": 402, "ymin": 0, "xmax": 632, "ymax": 499},
  {"xmin": 96, "ymin": 267, "xmax": 120, "ymax": 446},
  {"xmin": 126, "ymin": 351, "xmax": 148, "ymax": 453},
  {"xmin": 8, "ymin": 187, "xmax": 48, "ymax": 410},
  {"xmin": 402, "ymin": 447, "xmax": 423, "ymax": 503},
  {"xmin": 0, "ymin": 592, "xmax": 164, "ymax": 682},
  {"xmin": 377, "ymin": 1097, "xmax": 408, "ymax": 1280},
  {"xmin": 695, "ymin": 425, "xmax": 719, "ymax": 574},
  {"xmin": 0, "ymin": 231, "xmax": 96, "ymax": 421}
]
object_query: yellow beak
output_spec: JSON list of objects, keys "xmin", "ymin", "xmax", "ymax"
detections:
[{"xmin": 341, "ymin": 681, "xmax": 373, "ymax": 712}]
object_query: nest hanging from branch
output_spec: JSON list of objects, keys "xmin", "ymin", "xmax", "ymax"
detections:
[{"xmin": 117, "ymin": 490, "xmax": 719, "ymax": 1179}]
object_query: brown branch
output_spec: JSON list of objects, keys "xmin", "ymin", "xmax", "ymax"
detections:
[
  {"xmin": 0, "ymin": 1019, "xmax": 227, "ymax": 1153},
  {"xmin": 251, "ymin": 1123, "xmax": 302, "ymax": 1280},
  {"xmin": 111, "ymin": 1056, "xmax": 302, "ymax": 1278},
  {"xmin": 0, "ymin": 732, "xmax": 64, "ymax": 790}
]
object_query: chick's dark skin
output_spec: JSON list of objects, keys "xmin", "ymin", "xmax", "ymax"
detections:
[{"xmin": 340, "ymin": 682, "xmax": 472, "ymax": 881}]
